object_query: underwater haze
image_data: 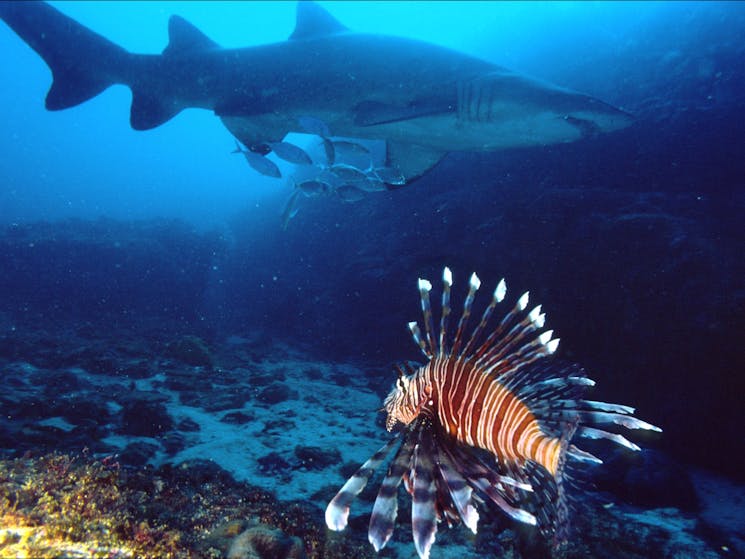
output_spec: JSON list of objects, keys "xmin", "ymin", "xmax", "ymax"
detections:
[{"xmin": 1, "ymin": 2, "xmax": 744, "ymax": 558}]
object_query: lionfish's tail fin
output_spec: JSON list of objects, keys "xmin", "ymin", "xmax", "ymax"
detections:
[
  {"xmin": 510, "ymin": 421, "xmax": 577, "ymax": 549},
  {"xmin": 325, "ymin": 434, "xmax": 401, "ymax": 531},
  {"xmin": 552, "ymin": 420, "xmax": 578, "ymax": 548}
]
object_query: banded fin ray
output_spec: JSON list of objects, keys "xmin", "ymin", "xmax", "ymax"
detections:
[
  {"xmin": 451, "ymin": 272, "xmax": 481, "ymax": 357},
  {"xmin": 325, "ymin": 434, "xmax": 401, "ymax": 531},
  {"xmin": 410, "ymin": 426, "xmax": 439, "ymax": 559},
  {"xmin": 368, "ymin": 430, "xmax": 418, "ymax": 551},
  {"xmin": 433, "ymin": 434, "xmax": 479, "ymax": 533},
  {"xmin": 438, "ymin": 267, "xmax": 453, "ymax": 355},
  {"xmin": 442, "ymin": 438, "xmax": 537, "ymax": 526}
]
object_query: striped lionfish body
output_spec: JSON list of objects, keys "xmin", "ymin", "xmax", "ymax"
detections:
[{"xmin": 326, "ymin": 268, "xmax": 661, "ymax": 559}]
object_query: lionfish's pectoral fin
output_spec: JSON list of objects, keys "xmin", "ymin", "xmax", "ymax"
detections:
[
  {"xmin": 410, "ymin": 429, "xmax": 439, "ymax": 559},
  {"xmin": 368, "ymin": 432, "xmax": 417, "ymax": 551},
  {"xmin": 434, "ymin": 443, "xmax": 480, "ymax": 533},
  {"xmin": 444, "ymin": 442, "xmax": 538, "ymax": 527},
  {"xmin": 325, "ymin": 434, "xmax": 401, "ymax": 531}
]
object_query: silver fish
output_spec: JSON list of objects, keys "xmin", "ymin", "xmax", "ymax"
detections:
[
  {"xmin": 315, "ymin": 168, "xmax": 343, "ymax": 187},
  {"xmin": 296, "ymin": 179, "xmax": 330, "ymax": 197},
  {"xmin": 373, "ymin": 166, "xmax": 406, "ymax": 186},
  {"xmin": 320, "ymin": 137, "xmax": 336, "ymax": 166},
  {"xmin": 355, "ymin": 177, "xmax": 388, "ymax": 193},
  {"xmin": 267, "ymin": 141, "xmax": 313, "ymax": 165},
  {"xmin": 233, "ymin": 141, "xmax": 281, "ymax": 178},
  {"xmin": 330, "ymin": 163, "xmax": 369, "ymax": 183},
  {"xmin": 335, "ymin": 184, "xmax": 366, "ymax": 203},
  {"xmin": 280, "ymin": 190, "xmax": 302, "ymax": 229},
  {"xmin": 331, "ymin": 139, "xmax": 371, "ymax": 156}
]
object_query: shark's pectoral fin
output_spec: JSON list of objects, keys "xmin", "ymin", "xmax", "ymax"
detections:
[
  {"xmin": 354, "ymin": 99, "xmax": 453, "ymax": 127},
  {"xmin": 386, "ymin": 142, "xmax": 447, "ymax": 186},
  {"xmin": 219, "ymin": 115, "xmax": 293, "ymax": 152}
]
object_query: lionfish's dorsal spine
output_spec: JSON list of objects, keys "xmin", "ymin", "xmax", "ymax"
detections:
[
  {"xmin": 417, "ymin": 278, "xmax": 437, "ymax": 357},
  {"xmin": 450, "ymin": 272, "xmax": 481, "ymax": 357},
  {"xmin": 476, "ymin": 291, "xmax": 551, "ymax": 371},
  {"xmin": 438, "ymin": 267, "xmax": 453, "ymax": 355},
  {"xmin": 459, "ymin": 276, "xmax": 507, "ymax": 359},
  {"xmin": 408, "ymin": 321, "xmax": 430, "ymax": 359}
]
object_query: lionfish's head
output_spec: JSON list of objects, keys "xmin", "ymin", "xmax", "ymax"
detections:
[{"xmin": 383, "ymin": 367, "xmax": 427, "ymax": 431}]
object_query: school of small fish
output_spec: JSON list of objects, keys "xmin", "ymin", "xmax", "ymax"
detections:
[{"xmin": 232, "ymin": 116, "xmax": 407, "ymax": 227}]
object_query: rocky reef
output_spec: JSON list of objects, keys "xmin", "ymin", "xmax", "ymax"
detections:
[{"xmin": 0, "ymin": 452, "xmax": 368, "ymax": 559}]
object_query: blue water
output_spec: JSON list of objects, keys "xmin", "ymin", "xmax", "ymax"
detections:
[
  {"xmin": 1, "ymin": 1, "xmax": 742, "ymax": 226},
  {"xmin": 0, "ymin": 2, "xmax": 744, "ymax": 557}
]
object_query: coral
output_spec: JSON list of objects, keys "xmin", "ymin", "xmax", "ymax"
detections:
[
  {"xmin": 0, "ymin": 452, "xmax": 183, "ymax": 559},
  {"xmin": 0, "ymin": 451, "xmax": 376, "ymax": 559},
  {"xmin": 227, "ymin": 523, "xmax": 306, "ymax": 559}
]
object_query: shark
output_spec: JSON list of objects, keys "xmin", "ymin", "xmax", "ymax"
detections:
[{"xmin": 0, "ymin": 1, "xmax": 632, "ymax": 185}]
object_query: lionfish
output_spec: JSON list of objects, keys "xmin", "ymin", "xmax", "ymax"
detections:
[{"xmin": 325, "ymin": 267, "xmax": 660, "ymax": 559}]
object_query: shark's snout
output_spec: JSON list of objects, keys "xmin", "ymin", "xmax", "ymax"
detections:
[{"xmin": 569, "ymin": 96, "xmax": 634, "ymax": 134}]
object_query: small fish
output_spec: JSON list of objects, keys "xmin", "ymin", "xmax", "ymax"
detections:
[
  {"xmin": 232, "ymin": 140, "xmax": 281, "ymax": 178},
  {"xmin": 326, "ymin": 267, "xmax": 661, "ymax": 559},
  {"xmin": 267, "ymin": 141, "xmax": 313, "ymax": 165},
  {"xmin": 314, "ymin": 168, "xmax": 343, "ymax": 188},
  {"xmin": 355, "ymin": 177, "xmax": 387, "ymax": 193},
  {"xmin": 334, "ymin": 184, "xmax": 366, "ymax": 203},
  {"xmin": 331, "ymin": 139, "xmax": 371, "ymax": 156},
  {"xmin": 330, "ymin": 163, "xmax": 368, "ymax": 183},
  {"xmin": 280, "ymin": 189, "xmax": 301, "ymax": 229},
  {"xmin": 298, "ymin": 115, "xmax": 331, "ymax": 137},
  {"xmin": 372, "ymin": 166, "xmax": 406, "ymax": 186},
  {"xmin": 319, "ymin": 137, "xmax": 336, "ymax": 166},
  {"xmin": 296, "ymin": 179, "xmax": 330, "ymax": 197}
]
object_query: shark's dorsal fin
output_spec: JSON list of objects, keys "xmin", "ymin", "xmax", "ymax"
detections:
[
  {"xmin": 163, "ymin": 15, "xmax": 219, "ymax": 56},
  {"xmin": 289, "ymin": 1, "xmax": 348, "ymax": 40}
]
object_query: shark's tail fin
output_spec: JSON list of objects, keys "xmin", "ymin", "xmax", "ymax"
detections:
[{"xmin": 0, "ymin": 1, "xmax": 129, "ymax": 111}]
